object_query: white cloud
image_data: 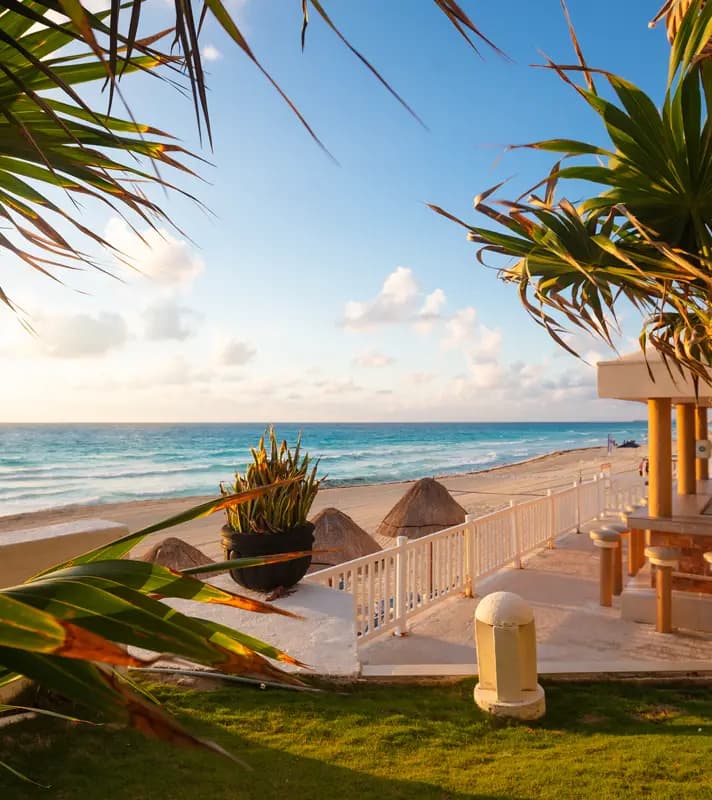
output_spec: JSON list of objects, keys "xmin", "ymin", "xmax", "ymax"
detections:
[
  {"xmin": 353, "ymin": 350, "xmax": 394, "ymax": 368},
  {"xmin": 221, "ymin": 339, "xmax": 256, "ymax": 366},
  {"xmin": 343, "ymin": 267, "xmax": 418, "ymax": 328},
  {"xmin": 441, "ymin": 306, "xmax": 502, "ymax": 363},
  {"xmin": 38, "ymin": 312, "xmax": 127, "ymax": 358},
  {"xmin": 104, "ymin": 217, "xmax": 204, "ymax": 291},
  {"xmin": 410, "ymin": 371, "xmax": 435, "ymax": 384},
  {"xmin": 144, "ymin": 302, "xmax": 200, "ymax": 341},
  {"xmin": 202, "ymin": 44, "xmax": 223, "ymax": 61},
  {"xmin": 343, "ymin": 267, "xmax": 447, "ymax": 331}
]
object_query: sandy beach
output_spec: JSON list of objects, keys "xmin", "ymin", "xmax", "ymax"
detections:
[{"xmin": 0, "ymin": 445, "xmax": 647, "ymax": 562}]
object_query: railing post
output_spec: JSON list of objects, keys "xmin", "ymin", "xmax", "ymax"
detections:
[
  {"xmin": 574, "ymin": 479, "xmax": 581, "ymax": 534},
  {"xmin": 510, "ymin": 500, "xmax": 522, "ymax": 569},
  {"xmin": 464, "ymin": 513, "xmax": 475, "ymax": 598},
  {"xmin": 598, "ymin": 471, "xmax": 605, "ymax": 516},
  {"xmin": 547, "ymin": 488, "xmax": 556, "ymax": 549},
  {"xmin": 394, "ymin": 535, "xmax": 408, "ymax": 637}
]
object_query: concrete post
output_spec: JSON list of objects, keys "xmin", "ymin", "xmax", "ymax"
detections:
[
  {"xmin": 648, "ymin": 398, "xmax": 672, "ymax": 517},
  {"xmin": 474, "ymin": 591, "xmax": 545, "ymax": 720},
  {"xmin": 676, "ymin": 403, "xmax": 696, "ymax": 495},
  {"xmin": 696, "ymin": 406, "xmax": 709, "ymax": 481}
]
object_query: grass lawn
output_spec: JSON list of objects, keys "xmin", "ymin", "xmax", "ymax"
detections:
[{"xmin": 1, "ymin": 679, "xmax": 710, "ymax": 799}]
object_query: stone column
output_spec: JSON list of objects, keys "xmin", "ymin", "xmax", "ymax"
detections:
[
  {"xmin": 648, "ymin": 398, "xmax": 672, "ymax": 516},
  {"xmin": 676, "ymin": 403, "xmax": 696, "ymax": 495},
  {"xmin": 696, "ymin": 406, "xmax": 709, "ymax": 482}
]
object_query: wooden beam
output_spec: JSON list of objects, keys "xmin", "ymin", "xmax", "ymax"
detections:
[
  {"xmin": 648, "ymin": 398, "xmax": 672, "ymax": 517},
  {"xmin": 696, "ymin": 406, "xmax": 709, "ymax": 482},
  {"xmin": 677, "ymin": 403, "xmax": 696, "ymax": 495}
]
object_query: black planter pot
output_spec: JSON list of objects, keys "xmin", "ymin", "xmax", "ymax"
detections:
[{"xmin": 221, "ymin": 522, "xmax": 315, "ymax": 592}]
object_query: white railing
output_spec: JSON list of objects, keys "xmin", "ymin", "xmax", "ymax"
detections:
[{"xmin": 306, "ymin": 471, "xmax": 646, "ymax": 643}]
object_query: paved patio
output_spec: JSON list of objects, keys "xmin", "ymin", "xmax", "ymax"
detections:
[{"xmin": 360, "ymin": 518, "xmax": 712, "ymax": 677}]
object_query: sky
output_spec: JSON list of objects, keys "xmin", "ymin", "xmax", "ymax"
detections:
[{"xmin": 0, "ymin": 1, "xmax": 672, "ymax": 423}]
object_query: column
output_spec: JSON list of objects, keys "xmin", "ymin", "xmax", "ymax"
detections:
[
  {"xmin": 696, "ymin": 406, "xmax": 709, "ymax": 482},
  {"xmin": 648, "ymin": 398, "xmax": 672, "ymax": 516},
  {"xmin": 676, "ymin": 403, "xmax": 696, "ymax": 495}
]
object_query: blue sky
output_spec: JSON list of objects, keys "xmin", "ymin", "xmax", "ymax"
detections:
[{"xmin": 0, "ymin": 1, "xmax": 671, "ymax": 422}]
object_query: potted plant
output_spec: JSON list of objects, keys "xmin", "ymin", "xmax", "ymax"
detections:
[{"xmin": 220, "ymin": 427, "xmax": 322, "ymax": 592}]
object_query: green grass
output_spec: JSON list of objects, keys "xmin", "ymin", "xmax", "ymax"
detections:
[{"xmin": 1, "ymin": 679, "xmax": 711, "ymax": 799}]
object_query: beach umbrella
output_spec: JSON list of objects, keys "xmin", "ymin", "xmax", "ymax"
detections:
[
  {"xmin": 376, "ymin": 478, "xmax": 466, "ymax": 542},
  {"xmin": 141, "ymin": 537, "xmax": 218, "ymax": 578},
  {"xmin": 310, "ymin": 508, "xmax": 381, "ymax": 567}
]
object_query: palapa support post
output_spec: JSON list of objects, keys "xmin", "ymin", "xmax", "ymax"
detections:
[
  {"xmin": 676, "ymin": 403, "xmax": 696, "ymax": 495},
  {"xmin": 590, "ymin": 529, "xmax": 620, "ymax": 607},
  {"xmin": 645, "ymin": 546, "xmax": 680, "ymax": 634},
  {"xmin": 696, "ymin": 407, "xmax": 709, "ymax": 482},
  {"xmin": 648, "ymin": 398, "xmax": 672, "ymax": 517}
]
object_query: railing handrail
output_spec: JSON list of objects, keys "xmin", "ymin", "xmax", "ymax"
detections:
[{"xmin": 306, "ymin": 469, "xmax": 645, "ymax": 642}]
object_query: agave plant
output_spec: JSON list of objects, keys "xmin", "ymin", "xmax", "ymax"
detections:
[
  {"xmin": 0, "ymin": 480, "xmax": 316, "ymax": 786},
  {"xmin": 221, "ymin": 427, "xmax": 322, "ymax": 534},
  {"xmin": 432, "ymin": 0, "xmax": 712, "ymax": 380}
]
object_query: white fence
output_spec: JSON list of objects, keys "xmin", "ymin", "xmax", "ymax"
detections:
[{"xmin": 306, "ymin": 471, "xmax": 646, "ymax": 643}]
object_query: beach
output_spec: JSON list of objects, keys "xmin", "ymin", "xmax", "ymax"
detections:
[{"xmin": 0, "ymin": 445, "xmax": 647, "ymax": 562}]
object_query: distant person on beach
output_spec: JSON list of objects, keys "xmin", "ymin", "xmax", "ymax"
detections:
[{"xmin": 639, "ymin": 457, "xmax": 649, "ymax": 484}]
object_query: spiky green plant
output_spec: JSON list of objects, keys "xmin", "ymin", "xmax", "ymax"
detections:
[
  {"xmin": 0, "ymin": 480, "xmax": 316, "ymax": 786},
  {"xmin": 431, "ymin": 0, "xmax": 712, "ymax": 380},
  {"xmin": 221, "ymin": 428, "xmax": 322, "ymax": 534}
]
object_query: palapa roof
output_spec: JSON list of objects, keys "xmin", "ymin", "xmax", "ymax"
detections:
[
  {"xmin": 141, "ymin": 537, "xmax": 218, "ymax": 578},
  {"xmin": 376, "ymin": 477, "xmax": 466, "ymax": 542},
  {"xmin": 310, "ymin": 507, "xmax": 381, "ymax": 567}
]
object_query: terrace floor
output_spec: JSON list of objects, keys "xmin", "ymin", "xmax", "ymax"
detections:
[{"xmin": 360, "ymin": 518, "xmax": 712, "ymax": 677}]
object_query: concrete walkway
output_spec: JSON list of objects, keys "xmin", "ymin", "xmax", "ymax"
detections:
[{"xmin": 360, "ymin": 520, "xmax": 712, "ymax": 677}]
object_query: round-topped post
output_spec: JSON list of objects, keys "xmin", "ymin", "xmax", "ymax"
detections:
[
  {"xmin": 590, "ymin": 529, "xmax": 621, "ymax": 607},
  {"xmin": 645, "ymin": 546, "xmax": 680, "ymax": 634}
]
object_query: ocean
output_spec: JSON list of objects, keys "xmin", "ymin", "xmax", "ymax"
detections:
[{"xmin": 0, "ymin": 421, "xmax": 648, "ymax": 516}]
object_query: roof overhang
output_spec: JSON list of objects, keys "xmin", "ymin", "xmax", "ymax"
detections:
[{"xmin": 597, "ymin": 350, "xmax": 712, "ymax": 405}]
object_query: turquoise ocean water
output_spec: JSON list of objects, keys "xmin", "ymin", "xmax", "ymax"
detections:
[{"xmin": 0, "ymin": 421, "xmax": 648, "ymax": 516}]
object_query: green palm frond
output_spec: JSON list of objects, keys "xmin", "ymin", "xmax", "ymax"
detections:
[
  {"xmin": 433, "ymin": 0, "xmax": 712, "ymax": 380},
  {"xmin": 0, "ymin": 480, "xmax": 311, "ymax": 784}
]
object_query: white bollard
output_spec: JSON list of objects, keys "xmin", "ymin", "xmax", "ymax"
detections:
[{"xmin": 474, "ymin": 591, "xmax": 545, "ymax": 720}]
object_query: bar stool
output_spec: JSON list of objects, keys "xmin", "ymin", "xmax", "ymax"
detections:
[
  {"xmin": 704, "ymin": 552, "xmax": 712, "ymax": 574},
  {"xmin": 645, "ymin": 546, "xmax": 680, "ymax": 634},
  {"xmin": 604, "ymin": 522, "xmax": 628, "ymax": 595},
  {"xmin": 621, "ymin": 504, "xmax": 646, "ymax": 575},
  {"xmin": 590, "ymin": 528, "xmax": 621, "ymax": 607}
]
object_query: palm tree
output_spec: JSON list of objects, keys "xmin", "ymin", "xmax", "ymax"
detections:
[{"xmin": 431, "ymin": 0, "xmax": 712, "ymax": 380}]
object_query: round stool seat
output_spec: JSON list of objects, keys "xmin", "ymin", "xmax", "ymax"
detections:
[
  {"xmin": 606, "ymin": 522, "xmax": 629, "ymax": 535},
  {"xmin": 645, "ymin": 546, "xmax": 680, "ymax": 568},
  {"xmin": 703, "ymin": 551, "xmax": 712, "ymax": 566},
  {"xmin": 623, "ymin": 505, "xmax": 636, "ymax": 515},
  {"xmin": 590, "ymin": 528, "xmax": 621, "ymax": 548}
]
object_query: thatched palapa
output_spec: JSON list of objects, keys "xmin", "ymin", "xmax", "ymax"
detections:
[
  {"xmin": 310, "ymin": 507, "xmax": 381, "ymax": 566},
  {"xmin": 141, "ymin": 537, "xmax": 218, "ymax": 578},
  {"xmin": 376, "ymin": 478, "xmax": 466, "ymax": 542}
]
